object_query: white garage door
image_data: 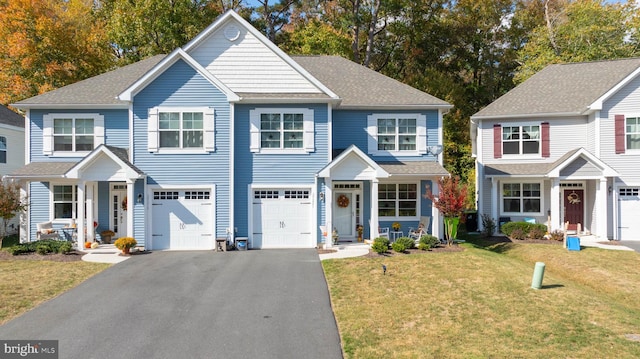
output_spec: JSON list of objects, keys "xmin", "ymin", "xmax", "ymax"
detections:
[
  {"xmin": 252, "ymin": 189, "xmax": 313, "ymax": 248},
  {"xmin": 151, "ymin": 190, "xmax": 214, "ymax": 250},
  {"xmin": 619, "ymin": 187, "xmax": 640, "ymax": 240}
]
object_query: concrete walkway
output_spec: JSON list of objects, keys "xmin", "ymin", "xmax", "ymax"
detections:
[
  {"xmin": 81, "ymin": 244, "xmax": 131, "ymax": 263},
  {"xmin": 577, "ymin": 236, "xmax": 635, "ymax": 252},
  {"xmin": 319, "ymin": 243, "xmax": 370, "ymax": 260}
]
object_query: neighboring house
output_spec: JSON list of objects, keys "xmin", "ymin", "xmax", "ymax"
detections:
[
  {"xmin": 9, "ymin": 11, "xmax": 451, "ymax": 249},
  {"xmin": 471, "ymin": 58, "xmax": 640, "ymax": 241},
  {"xmin": 0, "ymin": 105, "xmax": 25, "ymax": 235}
]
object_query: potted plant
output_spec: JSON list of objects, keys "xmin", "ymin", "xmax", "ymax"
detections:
[
  {"xmin": 100, "ymin": 230, "xmax": 115, "ymax": 244},
  {"xmin": 356, "ymin": 225, "xmax": 363, "ymax": 242},
  {"xmin": 392, "ymin": 222, "xmax": 401, "ymax": 231},
  {"xmin": 114, "ymin": 237, "xmax": 137, "ymax": 255}
]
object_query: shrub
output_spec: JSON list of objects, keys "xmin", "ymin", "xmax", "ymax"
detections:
[
  {"xmin": 418, "ymin": 242, "xmax": 430, "ymax": 251},
  {"xmin": 58, "ymin": 241, "xmax": 73, "ymax": 254},
  {"xmin": 528, "ymin": 226, "xmax": 547, "ymax": 240},
  {"xmin": 501, "ymin": 222, "xmax": 547, "ymax": 238},
  {"xmin": 371, "ymin": 237, "xmax": 389, "ymax": 254},
  {"xmin": 114, "ymin": 237, "xmax": 137, "ymax": 250},
  {"xmin": 7, "ymin": 239, "xmax": 73, "ymax": 255},
  {"xmin": 510, "ymin": 228, "xmax": 527, "ymax": 240},
  {"xmin": 391, "ymin": 242, "xmax": 407, "ymax": 253},
  {"xmin": 481, "ymin": 214, "xmax": 496, "ymax": 237},
  {"xmin": 549, "ymin": 230, "xmax": 564, "ymax": 241},
  {"xmin": 419, "ymin": 234, "xmax": 440, "ymax": 249},
  {"xmin": 395, "ymin": 236, "xmax": 415, "ymax": 250}
]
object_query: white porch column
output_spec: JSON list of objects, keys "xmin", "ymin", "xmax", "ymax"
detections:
[
  {"xmin": 86, "ymin": 183, "xmax": 94, "ymax": 242},
  {"xmin": 325, "ymin": 178, "xmax": 333, "ymax": 248},
  {"xmin": 77, "ymin": 182, "xmax": 85, "ymax": 248},
  {"xmin": 20, "ymin": 184, "xmax": 28, "ymax": 243},
  {"xmin": 370, "ymin": 179, "xmax": 379, "ymax": 240},
  {"xmin": 550, "ymin": 178, "xmax": 560, "ymax": 231},
  {"xmin": 127, "ymin": 180, "xmax": 135, "ymax": 239},
  {"xmin": 596, "ymin": 178, "xmax": 608, "ymax": 239},
  {"xmin": 490, "ymin": 178, "xmax": 498, "ymax": 232},
  {"xmin": 431, "ymin": 180, "xmax": 441, "ymax": 239}
]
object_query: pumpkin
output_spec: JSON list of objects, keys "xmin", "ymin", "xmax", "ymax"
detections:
[{"xmin": 84, "ymin": 242, "xmax": 92, "ymax": 249}]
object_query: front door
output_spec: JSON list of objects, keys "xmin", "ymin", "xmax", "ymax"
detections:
[
  {"xmin": 334, "ymin": 192, "xmax": 355, "ymax": 238},
  {"xmin": 564, "ymin": 189, "xmax": 584, "ymax": 231},
  {"xmin": 110, "ymin": 185, "xmax": 128, "ymax": 239}
]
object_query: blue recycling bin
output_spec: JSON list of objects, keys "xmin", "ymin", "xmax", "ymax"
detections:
[{"xmin": 567, "ymin": 236, "xmax": 580, "ymax": 251}]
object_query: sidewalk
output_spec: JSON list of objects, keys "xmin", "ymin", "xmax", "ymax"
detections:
[
  {"xmin": 577, "ymin": 236, "xmax": 635, "ymax": 252},
  {"xmin": 319, "ymin": 243, "xmax": 370, "ymax": 260},
  {"xmin": 81, "ymin": 244, "xmax": 131, "ymax": 263}
]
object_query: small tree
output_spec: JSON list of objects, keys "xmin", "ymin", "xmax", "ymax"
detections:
[
  {"xmin": 425, "ymin": 176, "xmax": 468, "ymax": 246},
  {"xmin": 0, "ymin": 179, "xmax": 28, "ymax": 247}
]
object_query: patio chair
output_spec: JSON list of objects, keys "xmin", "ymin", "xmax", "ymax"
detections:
[
  {"xmin": 408, "ymin": 216, "xmax": 431, "ymax": 241},
  {"xmin": 36, "ymin": 221, "xmax": 60, "ymax": 240},
  {"xmin": 369, "ymin": 219, "xmax": 389, "ymax": 240}
]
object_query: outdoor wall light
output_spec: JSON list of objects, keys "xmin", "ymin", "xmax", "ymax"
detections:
[
  {"xmin": 319, "ymin": 192, "xmax": 325, "ymax": 202},
  {"xmin": 608, "ymin": 186, "xmax": 613, "ymax": 194},
  {"xmin": 137, "ymin": 193, "xmax": 143, "ymax": 203}
]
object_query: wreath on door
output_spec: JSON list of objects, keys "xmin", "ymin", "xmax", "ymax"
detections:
[
  {"xmin": 337, "ymin": 194, "xmax": 350, "ymax": 208},
  {"xmin": 567, "ymin": 191, "xmax": 581, "ymax": 205}
]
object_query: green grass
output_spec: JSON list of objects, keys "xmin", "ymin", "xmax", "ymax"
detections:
[{"xmin": 323, "ymin": 235, "xmax": 640, "ymax": 358}]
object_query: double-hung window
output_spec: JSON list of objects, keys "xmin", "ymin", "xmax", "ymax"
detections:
[
  {"xmin": 53, "ymin": 185, "xmax": 77, "ymax": 219},
  {"xmin": 0, "ymin": 136, "xmax": 6, "ymax": 163},
  {"xmin": 148, "ymin": 107, "xmax": 214, "ymax": 153},
  {"xmin": 367, "ymin": 114, "xmax": 427, "ymax": 155},
  {"xmin": 502, "ymin": 182, "xmax": 541, "ymax": 214},
  {"xmin": 43, "ymin": 114, "xmax": 104, "ymax": 156},
  {"xmin": 626, "ymin": 117, "xmax": 640, "ymax": 150},
  {"xmin": 249, "ymin": 108, "xmax": 314, "ymax": 153},
  {"xmin": 502, "ymin": 125, "xmax": 540, "ymax": 155},
  {"xmin": 378, "ymin": 183, "xmax": 418, "ymax": 218}
]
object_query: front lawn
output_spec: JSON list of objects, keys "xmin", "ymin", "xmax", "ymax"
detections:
[{"xmin": 323, "ymin": 237, "xmax": 640, "ymax": 358}]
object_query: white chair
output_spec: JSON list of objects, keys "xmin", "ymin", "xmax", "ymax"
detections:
[
  {"xmin": 36, "ymin": 221, "xmax": 60, "ymax": 240},
  {"xmin": 369, "ymin": 220, "xmax": 389, "ymax": 239},
  {"xmin": 408, "ymin": 216, "xmax": 431, "ymax": 242}
]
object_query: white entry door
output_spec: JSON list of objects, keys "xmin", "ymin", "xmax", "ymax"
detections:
[
  {"xmin": 110, "ymin": 184, "xmax": 128, "ymax": 239},
  {"xmin": 252, "ymin": 189, "xmax": 312, "ymax": 248},
  {"xmin": 334, "ymin": 192, "xmax": 354, "ymax": 238}
]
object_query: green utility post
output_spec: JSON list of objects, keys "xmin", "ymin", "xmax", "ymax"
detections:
[{"xmin": 531, "ymin": 262, "xmax": 545, "ymax": 289}]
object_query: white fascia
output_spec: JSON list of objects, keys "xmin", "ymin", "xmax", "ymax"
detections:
[{"xmin": 589, "ymin": 67, "xmax": 640, "ymax": 111}]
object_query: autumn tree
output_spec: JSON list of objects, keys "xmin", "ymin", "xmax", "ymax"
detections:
[
  {"xmin": 515, "ymin": 0, "xmax": 640, "ymax": 83},
  {"xmin": 426, "ymin": 176, "xmax": 468, "ymax": 246},
  {"xmin": 0, "ymin": 0, "xmax": 114, "ymax": 104},
  {"xmin": 0, "ymin": 180, "xmax": 27, "ymax": 247}
]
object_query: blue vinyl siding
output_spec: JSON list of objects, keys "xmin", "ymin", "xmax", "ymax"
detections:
[
  {"xmin": 29, "ymin": 182, "xmax": 50, "ymax": 241},
  {"xmin": 29, "ymin": 109, "xmax": 129, "ymax": 162},
  {"xmin": 132, "ymin": 59, "xmax": 231, "ymax": 238},
  {"xmin": 233, "ymin": 103, "xmax": 330, "ymax": 237},
  {"xmin": 332, "ymin": 109, "xmax": 440, "ymax": 162}
]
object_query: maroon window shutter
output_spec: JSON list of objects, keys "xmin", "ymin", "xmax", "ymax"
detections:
[
  {"xmin": 493, "ymin": 124, "xmax": 502, "ymax": 158},
  {"xmin": 541, "ymin": 122, "xmax": 550, "ymax": 158},
  {"xmin": 615, "ymin": 114, "xmax": 625, "ymax": 154}
]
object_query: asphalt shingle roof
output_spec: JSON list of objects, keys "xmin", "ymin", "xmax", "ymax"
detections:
[
  {"xmin": 9, "ymin": 162, "xmax": 77, "ymax": 177},
  {"xmin": 0, "ymin": 105, "xmax": 24, "ymax": 127},
  {"xmin": 378, "ymin": 161, "xmax": 449, "ymax": 176},
  {"xmin": 484, "ymin": 149, "xmax": 581, "ymax": 176},
  {"xmin": 473, "ymin": 58, "xmax": 640, "ymax": 118},
  {"xmin": 292, "ymin": 55, "xmax": 451, "ymax": 108},
  {"xmin": 13, "ymin": 55, "xmax": 166, "ymax": 107}
]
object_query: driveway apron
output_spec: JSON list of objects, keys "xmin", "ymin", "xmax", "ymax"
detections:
[{"xmin": 0, "ymin": 250, "xmax": 343, "ymax": 359}]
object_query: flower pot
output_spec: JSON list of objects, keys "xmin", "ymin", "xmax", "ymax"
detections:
[
  {"xmin": 122, "ymin": 247, "xmax": 131, "ymax": 255},
  {"xmin": 102, "ymin": 235, "xmax": 112, "ymax": 244}
]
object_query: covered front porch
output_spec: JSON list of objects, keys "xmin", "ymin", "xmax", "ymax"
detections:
[
  {"xmin": 316, "ymin": 145, "xmax": 448, "ymax": 248},
  {"xmin": 8, "ymin": 145, "xmax": 146, "ymax": 248}
]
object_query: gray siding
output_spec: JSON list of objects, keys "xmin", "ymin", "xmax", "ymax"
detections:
[
  {"xmin": 560, "ymin": 157, "xmax": 602, "ymax": 177},
  {"xmin": 601, "ymin": 74, "xmax": 640, "ymax": 183},
  {"xmin": 132, "ymin": 59, "xmax": 231, "ymax": 238}
]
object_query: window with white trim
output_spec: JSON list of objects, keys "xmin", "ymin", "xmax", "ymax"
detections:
[
  {"xmin": 626, "ymin": 117, "xmax": 640, "ymax": 150},
  {"xmin": 43, "ymin": 113, "xmax": 104, "ymax": 155},
  {"xmin": 379, "ymin": 183, "xmax": 418, "ymax": 217},
  {"xmin": 502, "ymin": 125, "xmax": 540, "ymax": 155},
  {"xmin": 148, "ymin": 107, "xmax": 214, "ymax": 153},
  {"xmin": 53, "ymin": 185, "xmax": 77, "ymax": 219},
  {"xmin": 502, "ymin": 182, "xmax": 541, "ymax": 214},
  {"xmin": 367, "ymin": 114, "xmax": 427, "ymax": 155},
  {"xmin": 249, "ymin": 108, "xmax": 314, "ymax": 153},
  {"xmin": 0, "ymin": 136, "xmax": 6, "ymax": 163}
]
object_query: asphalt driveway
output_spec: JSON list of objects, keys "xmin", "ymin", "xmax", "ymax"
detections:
[{"xmin": 0, "ymin": 250, "xmax": 343, "ymax": 359}]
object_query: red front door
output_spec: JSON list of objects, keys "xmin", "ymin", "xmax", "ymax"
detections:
[{"xmin": 564, "ymin": 189, "xmax": 584, "ymax": 231}]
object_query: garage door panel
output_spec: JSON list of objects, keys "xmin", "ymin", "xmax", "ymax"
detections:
[
  {"xmin": 252, "ymin": 189, "xmax": 312, "ymax": 248},
  {"xmin": 619, "ymin": 187, "xmax": 640, "ymax": 241}
]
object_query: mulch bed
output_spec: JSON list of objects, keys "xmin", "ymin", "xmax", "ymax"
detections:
[{"xmin": 0, "ymin": 250, "xmax": 85, "ymax": 262}]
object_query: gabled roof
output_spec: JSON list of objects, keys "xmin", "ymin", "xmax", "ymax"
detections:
[
  {"xmin": 12, "ymin": 55, "xmax": 166, "ymax": 109},
  {"xmin": 292, "ymin": 56, "xmax": 452, "ymax": 110},
  {"xmin": 318, "ymin": 145, "xmax": 389, "ymax": 179},
  {"xmin": 473, "ymin": 58, "xmax": 640, "ymax": 119},
  {"xmin": 66, "ymin": 145, "xmax": 145, "ymax": 179},
  {"xmin": 484, "ymin": 148, "xmax": 619, "ymax": 178},
  {"xmin": 0, "ymin": 105, "xmax": 24, "ymax": 128},
  {"xmin": 118, "ymin": 48, "xmax": 239, "ymax": 102}
]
